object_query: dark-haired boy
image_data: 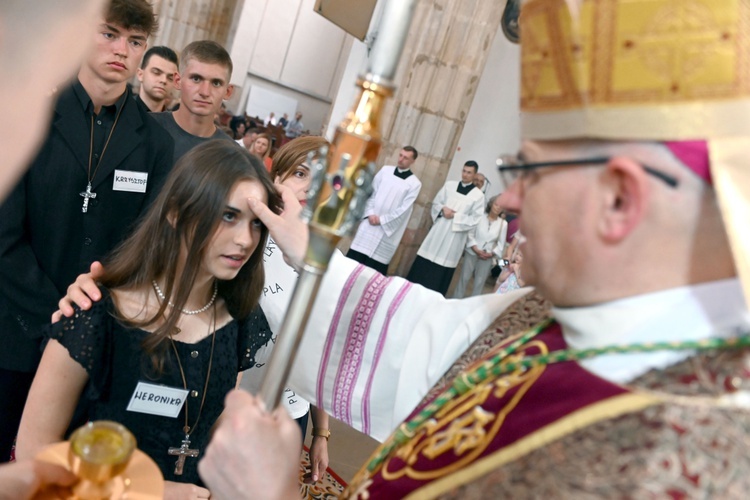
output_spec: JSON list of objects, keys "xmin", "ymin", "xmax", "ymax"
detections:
[
  {"xmin": 0, "ymin": 0, "xmax": 173, "ymax": 461},
  {"xmin": 136, "ymin": 45, "xmax": 179, "ymax": 112},
  {"xmin": 347, "ymin": 146, "xmax": 421, "ymax": 274},
  {"xmin": 151, "ymin": 40, "xmax": 236, "ymax": 161},
  {"xmin": 406, "ymin": 161, "xmax": 485, "ymax": 295}
]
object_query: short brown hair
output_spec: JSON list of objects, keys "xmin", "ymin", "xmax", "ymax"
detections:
[
  {"xmin": 403, "ymin": 145, "xmax": 418, "ymax": 160},
  {"xmin": 270, "ymin": 136, "xmax": 329, "ymax": 182},
  {"xmin": 106, "ymin": 0, "xmax": 158, "ymax": 36},
  {"xmin": 181, "ymin": 40, "xmax": 233, "ymax": 78}
]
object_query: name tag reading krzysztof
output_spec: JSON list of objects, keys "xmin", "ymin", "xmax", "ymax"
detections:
[
  {"xmin": 113, "ymin": 169, "xmax": 148, "ymax": 193},
  {"xmin": 127, "ymin": 381, "xmax": 188, "ymax": 418}
]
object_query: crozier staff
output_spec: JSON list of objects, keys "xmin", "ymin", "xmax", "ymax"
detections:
[{"xmin": 240, "ymin": 136, "xmax": 331, "ymax": 483}]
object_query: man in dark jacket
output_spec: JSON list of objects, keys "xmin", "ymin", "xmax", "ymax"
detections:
[{"xmin": 0, "ymin": 0, "xmax": 173, "ymax": 461}]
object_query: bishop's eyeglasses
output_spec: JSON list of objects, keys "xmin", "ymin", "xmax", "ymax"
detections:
[{"xmin": 496, "ymin": 156, "xmax": 679, "ymax": 189}]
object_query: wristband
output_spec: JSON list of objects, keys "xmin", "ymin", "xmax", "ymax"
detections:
[{"xmin": 312, "ymin": 428, "xmax": 331, "ymax": 440}]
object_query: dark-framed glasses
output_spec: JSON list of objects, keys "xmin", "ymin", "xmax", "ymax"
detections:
[{"xmin": 497, "ymin": 156, "xmax": 679, "ymax": 188}]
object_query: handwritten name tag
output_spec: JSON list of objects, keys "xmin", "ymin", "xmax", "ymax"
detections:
[
  {"xmin": 113, "ymin": 170, "xmax": 148, "ymax": 193},
  {"xmin": 126, "ymin": 381, "xmax": 188, "ymax": 418}
]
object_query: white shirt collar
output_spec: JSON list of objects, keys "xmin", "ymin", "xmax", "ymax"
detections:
[{"xmin": 552, "ymin": 278, "xmax": 750, "ymax": 384}]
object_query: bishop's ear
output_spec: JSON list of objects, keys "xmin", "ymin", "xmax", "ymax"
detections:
[{"xmin": 597, "ymin": 156, "xmax": 650, "ymax": 243}]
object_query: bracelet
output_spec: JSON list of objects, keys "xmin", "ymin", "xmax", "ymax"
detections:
[{"xmin": 311, "ymin": 428, "xmax": 331, "ymax": 440}]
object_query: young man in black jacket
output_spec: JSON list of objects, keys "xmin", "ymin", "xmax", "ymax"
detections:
[{"xmin": 0, "ymin": 0, "xmax": 174, "ymax": 462}]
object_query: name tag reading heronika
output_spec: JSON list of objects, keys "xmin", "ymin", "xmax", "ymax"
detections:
[
  {"xmin": 126, "ymin": 382, "xmax": 188, "ymax": 418},
  {"xmin": 113, "ymin": 170, "xmax": 148, "ymax": 193}
]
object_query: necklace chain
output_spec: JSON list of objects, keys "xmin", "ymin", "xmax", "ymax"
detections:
[
  {"xmin": 365, "ymin": 318, "xmax": 750, "ymax": 473},
  {"xmin": 169, "ymin": 304, "xmax": 217, "ymax": 437},
  {"xmin": 80, "ymin": 100, "xmax": 126, "ymax": 213},
  {"xmin": 152, "ymin": 280, "xmax": 218, "ymax": 315},
  {"xmin": 86, "ymin": 102, "xmax": 125, "ymax": 185}
]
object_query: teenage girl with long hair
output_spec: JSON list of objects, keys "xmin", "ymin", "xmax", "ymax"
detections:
[{"xmin": 16, "ymin": 141, "xmax": 280, "ymax": 498}]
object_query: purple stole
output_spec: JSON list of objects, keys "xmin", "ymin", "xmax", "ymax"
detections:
[{"xmin": 345, "ymin": 322, "xmax": 655, "ymax": 498}]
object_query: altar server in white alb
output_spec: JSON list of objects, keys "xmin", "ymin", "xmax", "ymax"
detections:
[
  {"xmin": 406, "ymin": 161, "xmax": 485, "ymax": 295},
  {"xmin": 346, "ymin": 146, "xmax": 421, "ymax": 274}
]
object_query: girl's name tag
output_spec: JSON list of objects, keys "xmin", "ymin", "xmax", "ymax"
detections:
[{"xmin": 126, "ymin": 381, "xmax": 188, "ymax": 418}]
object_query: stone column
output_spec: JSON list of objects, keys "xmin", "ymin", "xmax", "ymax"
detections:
[
  {"xmin": 377, "ymin": 0, "xmax": 505, "ymax": 276},
  {"xmin": 150, "ymin": 0, "xmax": 243, "ymax": 52}
]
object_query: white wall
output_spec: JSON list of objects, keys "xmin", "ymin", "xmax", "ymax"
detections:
[
  {"xmin": 446, "ymin": 24, "xmax": 521, "ymax": 199},
  {"xmin": 323, "ymin": 0, "xmax": 387, "ymax": 140},
  {"xmin": 228, "ymin": 0, "xmax": 353, "ymax": 134},
  {"xmin": 323, "ymin": 14, "xmax": 521, "ymax": 197},
  {"xmin": 240, "ymin": 75, "xmax": 332, "ymax": 134},
  {"xmin": 324, "ymin": 38, "xmax": 369, "ymax": 140}
]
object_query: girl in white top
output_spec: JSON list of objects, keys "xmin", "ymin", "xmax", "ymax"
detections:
[{"xmin": 238, "ymin": 136, "xmax": 331, "ymax": 483}]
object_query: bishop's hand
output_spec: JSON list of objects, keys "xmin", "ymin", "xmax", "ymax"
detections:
[
  {"xmin": 198, "ymin": 391, "xmax": 300, "ymax": 500},
  {"xmin": 248, "ymin": 184, "xmax": 308, "ymax": 272}
]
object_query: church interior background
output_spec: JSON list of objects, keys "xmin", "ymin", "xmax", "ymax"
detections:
[{"xmin": 147, "ymin": 0, "xmax": 520, "ymax": 276}]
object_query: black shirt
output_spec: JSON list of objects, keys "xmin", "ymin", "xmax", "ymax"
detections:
[
  {"xmin": 72, "ymin": 81, "xmax": 129, "ymax": 177},
  {"xmin": 47, "ymin": 292, "xmax": 272, "ymax": 485}
]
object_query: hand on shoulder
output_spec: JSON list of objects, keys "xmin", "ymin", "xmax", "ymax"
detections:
[{"xmin": 54, "ymin": 261, "xmax": 105, "ymax": 322}]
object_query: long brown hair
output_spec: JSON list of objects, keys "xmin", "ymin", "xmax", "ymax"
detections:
[
  {"xmin": 100, "ymin": 141, "xmax": 280, "ymax": 365},
  {"xmin": 270, "ymin": 135, "xmax": 328, "ymax": 182}
]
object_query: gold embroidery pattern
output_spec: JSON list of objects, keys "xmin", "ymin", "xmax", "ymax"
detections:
[
  {"xmin": 378, "ymin": 340, "xmax": 548, "ymax": 482},
  {"xmin": 419, "ymin": 291, "xmax": 552, "ymax": 405},
  {"xmin": 521, "ymin": 0, "xmax": 749, "ymax": 111},
  {"xmin": 343, "ymin": 293, "xmax": 552, "ymax": 499},
  {"xmin": 433, "ymin": 349, "xmax": 750, "ymax": 499}
]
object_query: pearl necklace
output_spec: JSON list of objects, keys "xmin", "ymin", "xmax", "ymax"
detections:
[{"xmin": 152, "ymin": 280, "xmax": 218, "ymax": 315}]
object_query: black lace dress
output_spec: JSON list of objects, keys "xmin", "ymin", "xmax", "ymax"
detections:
[{"xmin": 45, "ymin": 291, "xmax": 272, "ymax": 486}]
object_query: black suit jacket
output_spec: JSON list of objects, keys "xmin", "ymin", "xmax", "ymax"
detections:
[{"xmin": 0, "ymin": 83, "xmax": 174, "ymax": 371}]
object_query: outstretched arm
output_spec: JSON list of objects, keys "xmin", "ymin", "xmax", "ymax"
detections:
[
  {"xmin": 247, "ymin": 184, "xmax": 308, "ymax": 271},
  {"xmin": 251, "ymin": 183, "xmax": 529, "ymax": 441},
  {"xmin": 0, "ymin": 460, "xmax": 76, "ymax": 500}
]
